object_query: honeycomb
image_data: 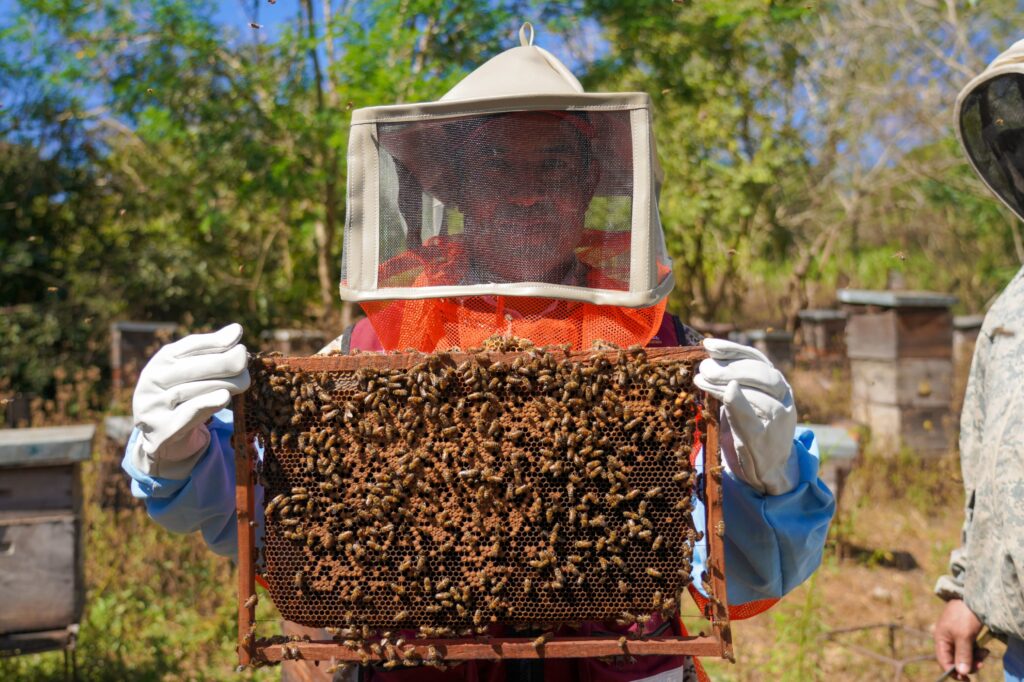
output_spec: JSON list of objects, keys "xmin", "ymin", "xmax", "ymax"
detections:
[{"xmin": 240, "ymin": 345, "xmax": 707, "ymax": 637}]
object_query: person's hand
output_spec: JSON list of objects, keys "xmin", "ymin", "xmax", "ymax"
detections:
[
  {"xmin": 934, "ymin": 599, "xmax": 988, "ymax": 680},
  {"xmin": 132, "ymin": 323, "xmax": 250, "ymax": 477},
  {"xmin": 693, "ymin": 338, "xmax": 798, "ymax": 496}
]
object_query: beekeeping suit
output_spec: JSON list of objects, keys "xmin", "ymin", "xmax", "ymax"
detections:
[
  {"xmin": 933, "ymin": 39, "xmax": 1024, "ymax": 681},
  {"xmin": 123, "ymin": 24, "xmax": 834, "ymax": 682}
]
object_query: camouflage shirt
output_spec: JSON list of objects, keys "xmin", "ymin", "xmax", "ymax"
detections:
[{"xmin": 935, "ymin": 266, "xmax": 1024, "ymax": 639}]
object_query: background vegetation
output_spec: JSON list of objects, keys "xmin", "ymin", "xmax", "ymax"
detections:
[
  {"xmin": 2, "ymin": 1, "xmax": 1022, "ymax": 678},
  {"xmin": 3, "ymin": 0, "xmax": 1023, "ymax": 406}
]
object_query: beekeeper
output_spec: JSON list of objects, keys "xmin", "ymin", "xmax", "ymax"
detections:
[
  {"xmin": 124, "ymin": 25, "xmax": 834, "ymax": 681},
  {"xmin": 933, "ymin": 39, "xmax": 1024, "ymax": 682}
]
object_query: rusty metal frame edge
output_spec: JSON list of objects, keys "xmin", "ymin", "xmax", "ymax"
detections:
[
  {"xmin": 233, "ymin": 393, "xmax": 257, "ymax": 666},
  {"xmin": 235, "ymin": 346, "xmax": 731, "ymax": 665},
  {"xmin": 702, "ymin": 395, "xmax": 733, "ymax": 661}
]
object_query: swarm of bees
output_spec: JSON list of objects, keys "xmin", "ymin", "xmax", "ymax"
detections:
[{"xmin": 242, "ymin": 343, "xmax": 706, "ymax": 651}]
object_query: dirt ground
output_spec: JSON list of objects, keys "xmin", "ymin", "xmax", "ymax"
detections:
[{"xmin": 697, "ymin": 449, "xmax": 1006, "ymax": 682}]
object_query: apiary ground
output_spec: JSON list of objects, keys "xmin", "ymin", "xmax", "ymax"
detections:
[{"xmin": 699, "ymin": 450, "xmax": 1007, "ymax": 682}]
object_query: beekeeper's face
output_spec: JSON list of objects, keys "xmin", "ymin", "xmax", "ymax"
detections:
[
  {"xmin": 458, "ymin": 113, "xmax": 598, "ymax": 283},
  {"xmin": 959, "ymin": 72, "xmax": 1024, "ymax": 220}
]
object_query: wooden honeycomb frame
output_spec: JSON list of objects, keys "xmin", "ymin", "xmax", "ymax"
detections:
[{"xmin": 233, "ymin": 346, "xmax": 732, "ymax": 666}]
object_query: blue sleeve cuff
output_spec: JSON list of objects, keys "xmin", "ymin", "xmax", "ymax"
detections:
[
  {"xmin": 121, "ymin": 410, "xmax": 240, "ymax": 558},
  {"xmin": 693, "ymin": 429, "xmax": 835, "ymax": 605}
]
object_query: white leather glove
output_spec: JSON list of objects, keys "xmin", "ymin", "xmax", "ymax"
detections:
[
  {"xmin": 130, "ymin": 323, "xmax": 250, "ymax": 478},
  {"xmin": 693, "ymin": 338, "xmax": 799, "ymax": 496}
]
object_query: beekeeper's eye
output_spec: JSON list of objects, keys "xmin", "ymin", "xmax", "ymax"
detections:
[
  {"xmin": 541, "ymin": 158, "xmax": 568, "ymax": 171},
  {"xmin": 480, "ymin": 146, "xmax": 510, "ymax": 170}
]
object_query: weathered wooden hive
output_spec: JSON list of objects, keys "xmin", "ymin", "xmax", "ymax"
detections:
[
  {"xmin": 839, "ymin": 289, "xmax": 956, "ymax": 454},
  {"xmin": 0, "ymin": 425, "xmax": 94, "ymax": 657}
]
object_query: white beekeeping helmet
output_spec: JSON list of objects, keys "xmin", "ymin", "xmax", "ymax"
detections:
[
  {"xmin": 340, "ymin": 23, "xmax": 674, "ymax": 352},
  {"xmin": 956, "ymin": 38, "xmax": 1024, "ymax": 221}
]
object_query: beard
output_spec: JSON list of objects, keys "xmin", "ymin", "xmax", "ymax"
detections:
[{"xmin": 466, "ymin": 221, "xmax": 584, "ymax": 284}]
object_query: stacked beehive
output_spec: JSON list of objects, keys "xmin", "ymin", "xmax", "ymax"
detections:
[
  {"xmin": 839, "ymin": 289, "xmax": 957, "ymax": 454},
  {"xmin": 0, "ymin": 425, "xmax": 94, "ymax": 657}
]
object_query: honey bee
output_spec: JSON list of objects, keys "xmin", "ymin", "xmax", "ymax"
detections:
[
  {"xmin": 264, "ymin": 494, "xmax": 287, "ymax": 516},
  {"xmin": 646, "ymin": 567, "xmax": 663, "ymax": 579}
]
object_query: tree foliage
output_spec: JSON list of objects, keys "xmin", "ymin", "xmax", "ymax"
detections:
[{"xmin": 2, "ymin": 0, "xmax": 1023, "ymax": 401}]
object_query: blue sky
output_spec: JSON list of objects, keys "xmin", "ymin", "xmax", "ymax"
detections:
[
  {"xmin": 0, "ymin": 0, "xmax": 598, "ymax": 75},
  {"xmin": 205, "ymin": 0, "xmax": 598, "ymax": 71}
]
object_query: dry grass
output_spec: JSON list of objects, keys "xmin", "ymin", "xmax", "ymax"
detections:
[{"xmin": 701, "ymin": 447, "xmax": 1005, "ymax": 681}]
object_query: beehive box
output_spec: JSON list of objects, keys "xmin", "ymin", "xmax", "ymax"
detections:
[
  {"xmin": 797, "ymin": 309, "xmax": 847, "ymax": 361},
  {"xmin": 233, "ymin": 345, "xmax": 730, "ymax": 667},
  {"xmin": 839, "ymin": 289, "xmax": 957, "ymax": 454},
  {"xmin": 0, "ymin": 425, "xmax": 94, "ymax": 647},
  {"xmin": 109, "ymin": 321, "xmax": 178, "ymax": 392}
]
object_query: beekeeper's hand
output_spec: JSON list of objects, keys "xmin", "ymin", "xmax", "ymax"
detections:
[
  {"xmin": 694, "ymin": 338, "xmax": 799, "ymax": 496},
  {"xmin": 934, "ymin": 599, "xmax": 987, "ymax": 681},
  {"xmin": 131, "ymin": 323, "xmax": 250, "ymax": 478}
]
